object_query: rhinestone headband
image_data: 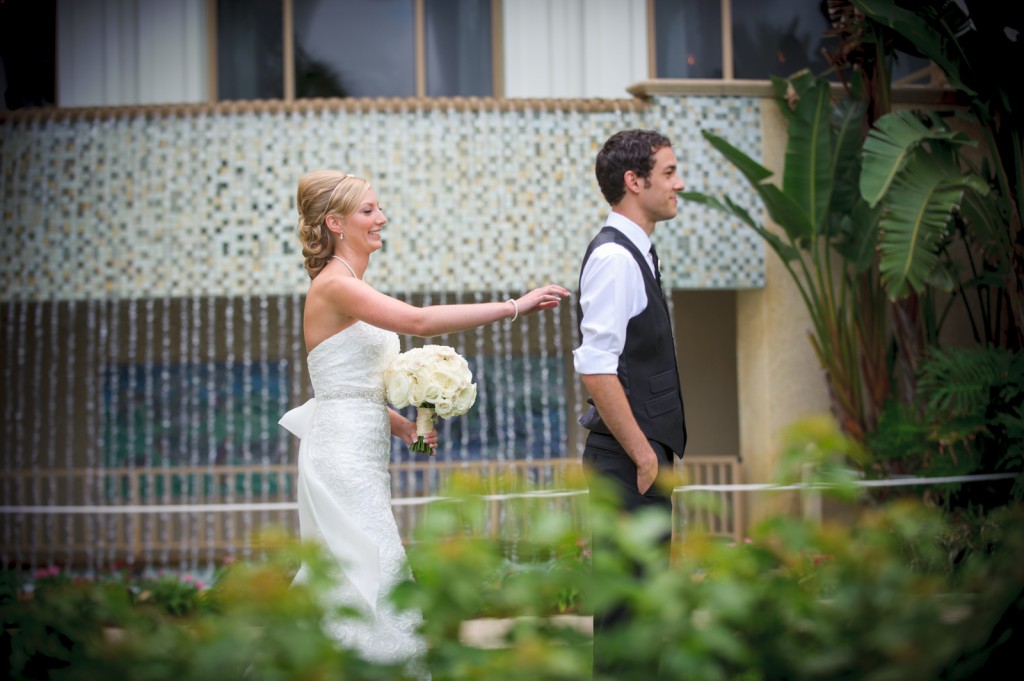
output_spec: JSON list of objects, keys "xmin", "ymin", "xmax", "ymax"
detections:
[{"xmin": 324, "ymin": 173, "xmax": 354, "ymax": 213}]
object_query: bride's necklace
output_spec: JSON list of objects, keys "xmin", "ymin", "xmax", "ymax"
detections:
[{"xmin": 331, "ymin": 255, "xmax": 360, "ymax": 280}]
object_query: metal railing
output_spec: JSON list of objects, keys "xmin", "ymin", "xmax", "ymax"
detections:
[{"xmin": 0, "ymin": 456, "xmax": 742, "ymax": 570}]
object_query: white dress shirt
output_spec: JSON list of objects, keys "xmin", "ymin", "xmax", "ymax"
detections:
[{"xmin": 573, "ymin": 212, "xmax": 658, "ymax": 376}]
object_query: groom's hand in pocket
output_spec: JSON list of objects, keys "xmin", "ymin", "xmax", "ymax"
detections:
[{"xmin": 634, "ymin": 447, "xmax": 659, "ymax": 495}]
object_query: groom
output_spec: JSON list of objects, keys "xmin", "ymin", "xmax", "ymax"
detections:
[{"xmin": 573, "ymin": 128, "xmax": 688, "ymax": 675}]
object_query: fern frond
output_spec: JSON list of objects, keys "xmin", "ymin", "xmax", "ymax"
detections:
[{"xmin": 918, "ymin": 347, "xmax": 1022, "ymax": 418}]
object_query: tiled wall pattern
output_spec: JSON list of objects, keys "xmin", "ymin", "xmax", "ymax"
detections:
[{"xmin": 0, "ymin": 96, "xmax": 764, "ymax": 301}]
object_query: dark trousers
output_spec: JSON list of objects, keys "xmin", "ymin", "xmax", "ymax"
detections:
[{"xmin": 581, "ymin": 432, "xmax": 673, "ymax": 678}]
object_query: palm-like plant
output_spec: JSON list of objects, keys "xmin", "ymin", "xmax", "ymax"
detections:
[
  {"xmin": 860, "ymin": 110, "xmax": 983, "ymax": 297},
  {"xmin": 684, "ymin": 1, "xmax": 1021, "ymax": 448},
  {"xmin": 682, "ymin": 71, "xmax": 887, "ymax": 440},
  {"xmin": 853, "ymin": 0, "xmax": 1023, "ymax": 347}
]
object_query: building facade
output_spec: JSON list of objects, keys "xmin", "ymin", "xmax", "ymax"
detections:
[{"xmin": 0, "ymin": 0, "xmax": 946, "ymax": 573}]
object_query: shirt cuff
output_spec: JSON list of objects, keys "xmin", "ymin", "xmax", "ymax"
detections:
[{"xmin": 573, "ymin": 346, "xmax": 620, "ymax": 375}]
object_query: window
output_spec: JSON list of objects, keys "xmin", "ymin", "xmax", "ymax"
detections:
[
  {"xmin": 293, "ymin": 0, "xmax": 415, "ymax": 98},
  {"xmin": 217, "ymin": 0, "xmax": 284, "ymax": 100},
  {"xmin": 654, "ymin": 0, "xmax": 932, "ymax": 83},
  {"xmin": 654, "ymin": 0, "xmax": 723, "ymax": 79},
  {"xmin": 730, "ymin": 0, "xmax": 830, "ymax": 80},
  {"xmin": 0, "ymin": 0, "xmax": 56, "ymax": 110},
  {"xmin": 425, "ymin": 0, "xmax": 492, "ymax": 97},
  {"xmin": 216, "ymin": 0, "xmax": 495, "ymax": 100}
]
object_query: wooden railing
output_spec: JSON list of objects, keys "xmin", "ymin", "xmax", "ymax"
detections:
[{"xmin": 0, "ymin": 456, "xmax": 742, "ymax": 570}]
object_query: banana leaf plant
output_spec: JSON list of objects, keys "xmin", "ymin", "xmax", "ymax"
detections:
[
  {"xmin": 853, "ymin": 0, "xmax": 1023, "ymax": 348},
  {"xmin": 681, "ymin": 71, "xmax": 885, "ymax": 441},
  {"xmin": 859, "ymin": 108, "xmax": 987, "ymax": 298},
  {"xmin": 682, "ymin": 68, "xmax": 982, "ymax": 442}
]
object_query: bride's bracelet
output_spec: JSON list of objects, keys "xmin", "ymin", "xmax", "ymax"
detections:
[{"xmin": 506, "ymin": 298, "xmax": 519, "ymax": 322}]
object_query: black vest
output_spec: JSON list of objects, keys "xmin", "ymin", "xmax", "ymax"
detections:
[{"xmin": 577, "ymin": 226, "xmax": 687, "ymax": 457}]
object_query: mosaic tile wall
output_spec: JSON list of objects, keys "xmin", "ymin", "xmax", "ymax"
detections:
[{"xmin": 0, "ymin": 96, "xmax": 764, "ymax": 302}]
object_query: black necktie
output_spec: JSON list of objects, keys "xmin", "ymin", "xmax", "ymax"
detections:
[{"xmin": 649, "ymin": 243, "xmax": 662, "ymax": 286}]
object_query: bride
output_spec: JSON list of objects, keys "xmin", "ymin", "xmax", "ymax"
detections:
[{"xmin": 278, "ymin": 170, "xmax": 569, "ymax": 675}]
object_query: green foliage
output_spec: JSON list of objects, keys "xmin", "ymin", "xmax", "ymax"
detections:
[
  {"xmin": 395, "ymin": 473, "xmax": 593, "ymax": 680},
  {"xmin": 681, "ymin": 69, "xmax": 890, "ymax": 441},
  {"xmin": 859, "ymin": 109, "xmax": 986, "ymax": 299},
  {"xmin": 868, "ymin": 345, "xmax": 1024, "ymax": 507},
  {"xmin": 775, "ymin": 415, "xmax": 866, "ymax": 503},
  {"xmin": 2, "ymin": 536, "xmax": 400, "ymax": 681},
  {"xmin": 684, "ymin": 0, "xmax": 1023, "ymax": 470},
  {"xmin": 128, "ymin": 573, "xmax": 210, "ymax": 618},
  {"xmin": 853, "ymin": 0, "xmax": 1024, "ymax": 345},
  {"xmin": 3, "ymin": 445, "xmax": 1024, "ymax": 681}
]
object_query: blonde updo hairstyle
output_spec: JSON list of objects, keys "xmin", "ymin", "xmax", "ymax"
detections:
[{"xmin": 296, "ymin": 170, "xmax": 371, "ymax": 279}]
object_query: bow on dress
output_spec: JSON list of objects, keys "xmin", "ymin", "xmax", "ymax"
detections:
[{"xmin": 279, "ymin": 398, "xmax": 382, "ymax": 617}]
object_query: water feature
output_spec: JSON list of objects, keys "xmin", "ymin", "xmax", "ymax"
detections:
[
  {"xmin": 0, "ymin": 293, "xmax": 577, "ymax": 575},
  {"xmin": 0, "ymin": 95, "xmax": 763, "ymax": 575}
]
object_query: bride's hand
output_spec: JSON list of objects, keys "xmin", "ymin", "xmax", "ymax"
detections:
[
  {"xmin": 515, "ymin": 284, "xmax": 571, "ymax": 317},
  {"xmin": 397, "ymin": 417, "xmax": 437, "ymax": 451}
]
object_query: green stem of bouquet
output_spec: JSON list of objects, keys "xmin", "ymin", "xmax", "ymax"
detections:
[{"xmin": 411, "ymin": 403, "xmax": 436, "ymax": 455}]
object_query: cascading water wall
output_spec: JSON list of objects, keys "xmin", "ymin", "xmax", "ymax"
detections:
[{"xmin": 0, "ymin": 96, "xmax": 764, "ymax": 575}]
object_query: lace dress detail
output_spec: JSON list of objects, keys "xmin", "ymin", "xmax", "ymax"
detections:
[{"xmin": 280, "ymin": 322, "xmax": 428, "ymax": 676}]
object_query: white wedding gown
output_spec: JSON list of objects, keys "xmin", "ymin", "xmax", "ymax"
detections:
[{"xmin": 279, "ymin": 321, "xmax": 428, "ymax": 676}]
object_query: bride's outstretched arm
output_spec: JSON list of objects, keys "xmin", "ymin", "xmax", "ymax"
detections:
[{"xmin": 321, "ymin": 277, "xmax": 570, "ymax": 337}]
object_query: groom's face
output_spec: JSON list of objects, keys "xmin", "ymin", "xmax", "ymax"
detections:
[{"xmin": 638, "ymin": 146, "xmax": 685, "ymax": 225}]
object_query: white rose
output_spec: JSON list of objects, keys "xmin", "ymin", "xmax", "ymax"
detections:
[
  {"xmin": 453, "ymin": 352, "xmax": 470, "ymax": 371},
  {"xmin": 451, "ymin": 383, "xmax": 477, "ymax": 416},
  {"xmin": 433, "ymin": 396, "xmax": 455, "ymax": 419},
  {"xmin": 428, "ymin": 367, "xmax": 460, "ymax": 396},
  {"xmin": 388, "ymin": 345, "xmax": 474, "ymax": 412},
  {"xmin": 385, "ymin": 369, "xmax": 412, "ymax": 408},
  {"xmin": 423, "ymin": 382, "xmax": 443, "ymax": 404},
  {"xmin": 452, "ymin": 363, "xmax": 473, "ymax": 385},
  {"xmin": 408, "ymin": 377, "xmax": 427, "ymax": 406},
  {"xmin": 427, "ymin": 344, "xmax": 454, "ymax": 360}
]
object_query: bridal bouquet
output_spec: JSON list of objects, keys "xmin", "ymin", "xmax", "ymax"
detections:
[{"xmin": 384, "ymin": 344, "xmax": 477, "ymax": 454}]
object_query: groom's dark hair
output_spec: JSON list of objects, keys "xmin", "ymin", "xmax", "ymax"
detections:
[{"xmin": 595, "ymin": 129, "xmax": 672, "ymax": 206}]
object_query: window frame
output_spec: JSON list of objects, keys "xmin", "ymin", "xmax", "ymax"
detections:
[
  {"xmin": 646, "ymin": 0, "xmax": 733, "ymax": 80},
  {"xmin": 645, "ymin": 0, "xmax": 941, "ymax": 86},
  {"xmin": 209, "ymin": 0, "xmax": 503, "ymax": 102}
]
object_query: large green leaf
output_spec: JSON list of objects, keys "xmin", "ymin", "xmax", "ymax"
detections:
[
  {"xmin": 722, "ymin": 196, "xmax": 803, "ymax": 264},
  {"xmin": 831, "ymin": 99, "xmax": 869, "ymax": 216},
  {"xmin": 700, "ymin": 130, "xmax": 772, "ymax": 184},
  {"xmin": 698, "ymin": 130, "xmax": 814, "ymax": 242},
  {"xmin": 834, "ymin": 200, "xmax": 884, "ymax": 273},
  {"xmin": 770, "ymin": 70, "xmax": 819, "ymax": 126},
  {"xmin": 782, "ymin": 76, "xmax": 834, "ymax": 237},
  {"xmin": 677, "ymin": 191, "xmax": 800, "ymax": 264},
  {"xmin": 958, "ymin": 183, "xmax": 1008, "ymax": 260},
  {"xmin": 861, "ymin": 110, "xmax": 976, "ymax": 207},
  {"xmin": 854, "ymin": 0, "xmax": 976, "ymax": 98},
  {"xmin": 757, "ymin": 183, "xmax": 814, "ymax": 244},
  {"xmin": 878, "ymin": 153, "xmax": 966, "ymax": 298}
]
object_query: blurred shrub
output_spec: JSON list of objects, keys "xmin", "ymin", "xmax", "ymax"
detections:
[{"xmin": 2, "ymin": 419, "xmax": 1022, "ymax": 680}]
